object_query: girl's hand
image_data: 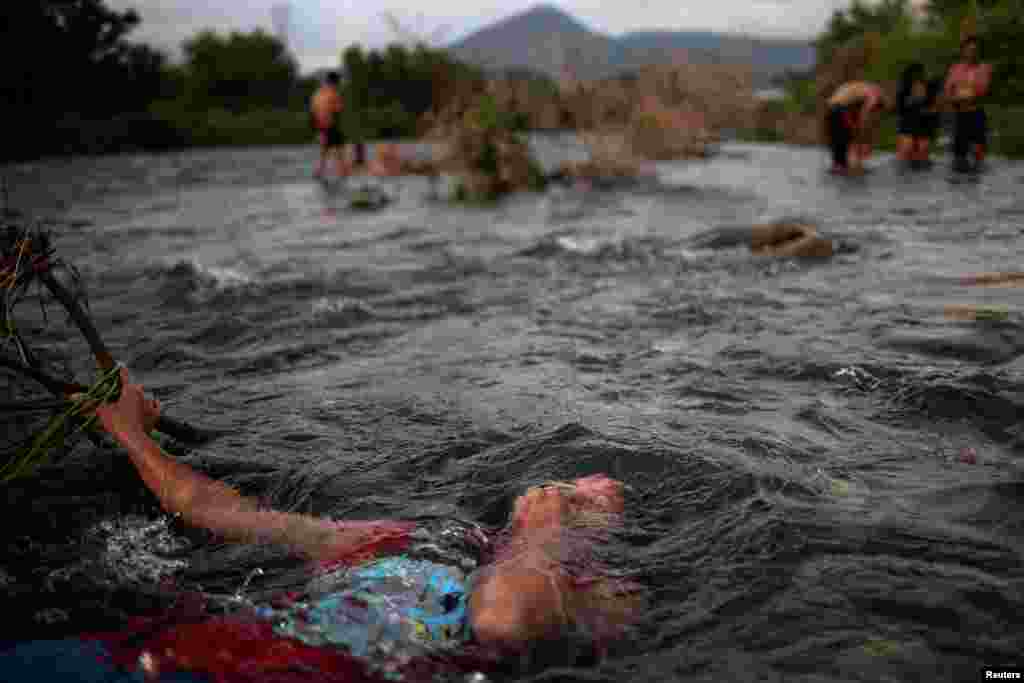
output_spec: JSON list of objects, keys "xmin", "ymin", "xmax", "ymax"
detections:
[
  {"xmin": 513, "ymin": 486, "xmax": 571, "ymax": 532},
  {"xmin": 92, "ymin": 368, "xmax": 161, "ymax": 437}
]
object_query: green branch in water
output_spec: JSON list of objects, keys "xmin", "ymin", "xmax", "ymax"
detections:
[
  {"xmin": 1, "ymin": 223, "xmax": 221, "ymax": 484},
  {"xmin": 1, "ymin": 364, "xmax": 122, "ymax": 483}
]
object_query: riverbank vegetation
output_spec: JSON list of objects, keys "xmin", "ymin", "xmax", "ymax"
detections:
[
  {"xmin": 1, "ymin": 0, "xmax": 747, "ymax": 164},
  {"xmin": 764, "ymin": 0, "xmax": 1024, "ymax": 157},
  {"xmin": 7, "ymin": 0, "xmax": 1023, "ymax": 162},
  {"xmin": 3, "ymin": 1, "xmax": 486, "ymax": 161}
]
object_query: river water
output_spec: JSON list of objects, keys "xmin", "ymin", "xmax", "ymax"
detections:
[{"xmin": 1, "ymin": 139, "xmax": 1023, "ymax": 682}]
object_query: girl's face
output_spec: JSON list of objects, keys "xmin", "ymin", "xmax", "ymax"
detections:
[{"xmin": 510, "ymin": 475, "xmax": 625, "ymax": 533}]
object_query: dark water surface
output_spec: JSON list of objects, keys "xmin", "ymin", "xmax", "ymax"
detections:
[{"xmin": 2, "ymin": 140, "xmax": 1024, "ymax": 681}]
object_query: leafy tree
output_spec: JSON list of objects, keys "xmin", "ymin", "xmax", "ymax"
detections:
[
  {"xmin": 971, "ymin": 0, "xmax": 1024, "ymax": 102},
  {"xmin": 2, "ymin": 0, "xmax": 174, "ymax": 159},
  {"xmin": 107, "ymin": 43, "xmax": 171, "ymax": 112},
  {"xmin": 924, "ymin": 0, "xmax": 998, "ymax": 28},
  {"xmin": 182, "ymin": 30, "xmax": 298, "ymax": 112},
  {"xmin": 816, "ymin": 0, "xmax": 912, "ymax": 64},
  {"xmin": 783, "ymin": 75, "xmax": 817, "ymax": 115}
]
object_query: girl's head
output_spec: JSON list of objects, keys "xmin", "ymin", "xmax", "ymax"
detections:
[
  {"xmin": 509, "ymin": 474, "xmax": 625, "ymax": 535},
  {"xmin": 470, "ymin": 475, "xmax": 636, "ymax": 650}
]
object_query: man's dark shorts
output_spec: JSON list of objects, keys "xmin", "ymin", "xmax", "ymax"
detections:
[
  {"xmin": 953, "ymin": 109, "xmax": 987, "ymax": 159},
  {"xmin": 827, "ymin": 104, "xmax": 855, "ymax": 168}
]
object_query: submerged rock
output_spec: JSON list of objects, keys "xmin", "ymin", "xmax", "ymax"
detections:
[{"xmin": 692, "ymin": 222, "xmax": 835, "ymax": 258}]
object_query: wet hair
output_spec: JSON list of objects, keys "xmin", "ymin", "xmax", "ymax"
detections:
[{"xmin": 326, "ymin": 71, "xmax": 340, "ymax": 85}]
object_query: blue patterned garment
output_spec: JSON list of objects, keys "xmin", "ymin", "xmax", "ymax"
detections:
[{"xmin": 264, "ymin": 556, "xmax": 472, "ymax": 659}]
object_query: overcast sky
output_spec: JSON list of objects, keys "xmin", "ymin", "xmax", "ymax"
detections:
[{"xmin": 108, "ymin": 0, "xmax": 853, "ymax": 72}]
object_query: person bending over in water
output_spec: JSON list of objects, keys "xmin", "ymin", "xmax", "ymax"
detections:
[
  {"xmin": 825, "ymin": 81, "xmax": 891, "ymax": 176},
  {"xmin": 311, "ymin": 72, "xmax": 348, "ymax": 179},
  {"xmin": 944, "ymin": 36, "xmax": 993, "ymax": 173},
  {"xmin": 897, "ymin": 64, "xmax": 942, "ymax": 168},
  {"xmin": 0, "ymin": 369, "xmax": 641, "ymax": 681}
]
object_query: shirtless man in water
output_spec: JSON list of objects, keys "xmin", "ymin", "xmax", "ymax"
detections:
[
  {"xmin": 825, "ymin": 81, "xmax": 891, "ymax": 176},
  {"xmin": 1, "ymin": 369, "xmax": 640, "ymax": 681},
  {"xmin": 944, "ymin": 36, "xmax": 993, "ymax": 173},
  {"xmin": 311, "ymin": 72, "xmax": 347, "ymax": 179}
]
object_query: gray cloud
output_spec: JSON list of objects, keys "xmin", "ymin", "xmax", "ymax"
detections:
[{"xmin": 108, "ymin": 0, "xmax": 843, "ymax": 71}]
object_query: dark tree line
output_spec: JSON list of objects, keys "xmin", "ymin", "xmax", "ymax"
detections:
[
  {"xmin": 0, "ymin": 0, "xmax": 486, "ymax": 160},
  {"xmin": 175, "ymin": 30, "xmax": 305, "ymax": 113},
  {"xmin": 3, "ymin": 0, "xmax": 170, "ymax": 159}
]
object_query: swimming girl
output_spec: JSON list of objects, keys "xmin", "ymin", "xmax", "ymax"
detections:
[{"xmin": 0, "ymin": 369, "xmax": 641, "ymax": 681}]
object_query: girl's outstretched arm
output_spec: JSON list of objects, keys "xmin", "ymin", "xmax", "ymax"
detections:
[{"xmin": 96, "ymin": 369, "xmax": 409, "ymax": 561}]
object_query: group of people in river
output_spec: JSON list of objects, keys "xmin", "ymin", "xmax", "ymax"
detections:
[
  {"xmin": 826, "ymin": 36, "xmax": 992, "ymax": 176},
  {"xmin": 311, "ymin": 36, "xmax": 994, "ymax": 183}
]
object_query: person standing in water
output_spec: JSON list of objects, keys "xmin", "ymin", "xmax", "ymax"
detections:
[
  {"xmin": 311, "ymin": 71, "xmax": 347, "ymax": 179},
  {"xmin": 0, "ymin": 369, "xmax": 641, "ymax": 681},
  {"xmin": 825, "ymin": 81, "xmax": 890, "ymax": 176},
  {"xmin": 944, "ymin": 36, "xmax": 993, "ymax": 173},
  {"xmin": 896, "ymin": 63, "xmax": 942, "ymax": 169}
]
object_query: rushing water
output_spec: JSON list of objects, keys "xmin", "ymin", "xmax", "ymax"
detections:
[{"xmin": 2, "ymin": 139, "xmax": 1023, "ymax": 682}]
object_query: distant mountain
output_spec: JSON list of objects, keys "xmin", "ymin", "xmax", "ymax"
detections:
[
  {"xmin": 449, "ymin": 4, "xmax": 619, "ymax": 81},
  {"xmin": 448, "ymin": 4, "xmax": 815, "ymax": 86}
]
